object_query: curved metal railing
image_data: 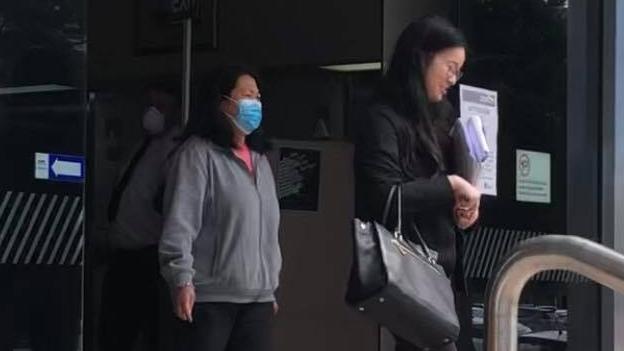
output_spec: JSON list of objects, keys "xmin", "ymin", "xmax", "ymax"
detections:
[{"xmin": 486, "ymin": 235, "xmax": 624, "ymax": 351}]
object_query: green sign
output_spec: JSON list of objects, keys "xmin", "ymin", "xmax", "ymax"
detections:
[{"xmin": 516, "ymin": 149, "xmax": 551, "ymax": 204}]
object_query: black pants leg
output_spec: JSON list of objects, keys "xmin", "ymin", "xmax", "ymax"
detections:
[
  {"xmin": 226, "ymin": 303, "xmax": 273, "ymax": 351},
  {"xmin": 176, "ymin": 303, "xmax": 235, "ymax": 351},
  {"xmin": 454, "ymin": 291, "xmax": 476, "ymax": 351},
  {"xmin": 175, "ymin": 302, "xmax": 273, "ymax": 351}
]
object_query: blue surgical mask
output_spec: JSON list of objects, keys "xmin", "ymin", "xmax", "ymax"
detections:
[{"xmin": 224, "ymin": 96, "xmax": 263, "ymax": 135}]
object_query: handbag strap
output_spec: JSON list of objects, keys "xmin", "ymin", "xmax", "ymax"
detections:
[
  {"xmin": 382, "ymin": 184, "xmax": 436, "ymax": 263},
  {"xmin": 381, "ymin": 185, "xmax": 397, "ymax": 230},
  {"xmin": 411, "ymin": 219, "xmax": 434, "ymax": 262}
]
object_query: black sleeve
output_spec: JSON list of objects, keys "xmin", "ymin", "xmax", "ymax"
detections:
[{"xmin": 355, "ymin": 108, "xmax": 455, "ymax": 223}]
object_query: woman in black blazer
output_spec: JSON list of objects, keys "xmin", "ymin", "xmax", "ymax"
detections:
[{"xmin": 354, "ymin": 16, "xmax": 480, "ymax": 351}]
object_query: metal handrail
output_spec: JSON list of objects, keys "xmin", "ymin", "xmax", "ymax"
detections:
[{"xmin": 486, "ymin": 235, "xmax": 624, "ymax": 351}]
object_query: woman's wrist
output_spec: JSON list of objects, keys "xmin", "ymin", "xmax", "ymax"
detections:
[{"xmin": 446, "ymin": 174, "xmax": 461, "ymax": 190}]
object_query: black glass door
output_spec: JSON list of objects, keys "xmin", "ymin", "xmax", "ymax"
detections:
[{"xmin": 0, "ymin": 1, "xmax": 86, "ymax": 350}]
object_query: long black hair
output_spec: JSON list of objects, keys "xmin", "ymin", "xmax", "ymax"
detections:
[
  {"xmin": 381, "ymin": 16, "xmax": 466, "ymax": 174},
  {"xmin": 182, "ymin": 64, "xmax": 271, "ymax": 153}
]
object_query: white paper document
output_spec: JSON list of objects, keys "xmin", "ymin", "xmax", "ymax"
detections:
[{"xmin": 459, "ymin": 84, "xmax": 499, "ymax": 196}]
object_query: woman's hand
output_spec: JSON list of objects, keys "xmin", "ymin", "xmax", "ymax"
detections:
[
  {"xmin": 273, "ymin": 301, "xmax": 279, "ymax": 315},
  {"xmin": 175, "ymin": 284, "xmax": 196, "ymax": 322},
  {"xmin": 447, "ymin": 175, "xmax": 481, "ymax": 209},
  {"xmin": 454, "ymin": 206, "xmax": 479, "ymax": 229},
  {"xmin": 447, "ymin": 175, "xmax": 481, "ymax": 228}
]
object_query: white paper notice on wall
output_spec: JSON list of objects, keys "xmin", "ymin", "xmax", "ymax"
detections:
[
  {"xmin": 516, "ymin": 149, "xmax": 551, "ymax": 204},
  {"xmin": 459, "ymin": 84, "xmax": 498, "ymax": 196}
]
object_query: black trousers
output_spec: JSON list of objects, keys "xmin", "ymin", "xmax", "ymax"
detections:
[
  {"xmin": 175, "ymin": 302, "xmax": 274, "ymax": 351},
  {"xmin": 98, "ymin": 246, "xmax": 174, "ymax": 351}
]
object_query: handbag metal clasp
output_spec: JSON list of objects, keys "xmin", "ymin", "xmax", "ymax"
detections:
[
  {"xmin": 397, "ymin": 242, "xmax": 410, "ymax": 256},
  {"xmin": 392, "ymin": 238, "xmax": 413, "ymax": 257}
]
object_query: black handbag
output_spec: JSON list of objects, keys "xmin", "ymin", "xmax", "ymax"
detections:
[{"xmin": 345, "ymin": 184, "xmax": 460, "ymax": 349}]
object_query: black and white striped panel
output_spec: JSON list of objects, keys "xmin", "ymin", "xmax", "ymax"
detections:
[
  {"xmin": 464, "ymin": 227, "xmax": 589, "ymax": 284},
  {"xmin": 0, "ymin": 191, "xmax": 84, "ymax": 266}
]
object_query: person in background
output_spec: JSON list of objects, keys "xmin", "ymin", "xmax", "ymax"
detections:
[
  {"xmin": 99, "ymin": 82, "xmax": 181, "ymax": 351},
  {"xmin": 159, "ymin": 65, "xmax": 281, "ymax": 351},
  {"xmin": 354, "ymin": 16, "xmax": 480, "ymax": 351}
]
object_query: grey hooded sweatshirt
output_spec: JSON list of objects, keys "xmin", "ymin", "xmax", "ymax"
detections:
[{"xmin": 160, "ymin": 136, "xmax": 281, "ymax": 303}]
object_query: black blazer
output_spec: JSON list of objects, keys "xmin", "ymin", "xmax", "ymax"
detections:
[{"xmin": 354, "ymin": 102, "xmax": 461, "ymax": 278}]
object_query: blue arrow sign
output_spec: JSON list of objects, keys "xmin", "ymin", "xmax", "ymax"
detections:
[{"xmin": 35, "ymin": 153, "xmax": 85, "ymax": 183}]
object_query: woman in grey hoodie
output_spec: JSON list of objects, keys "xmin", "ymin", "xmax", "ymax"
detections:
[{"xmin": 160, "ymin": 65, "xmax": 281, "ymax": 351}]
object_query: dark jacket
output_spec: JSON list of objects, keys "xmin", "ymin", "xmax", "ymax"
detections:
[
  {"xmin": 354, "ymin": 101, "xmax": 476, "ymax": 351},
  {"xmin": 354, "ymin": 101, "xmax": 460, "ymax": 276}
]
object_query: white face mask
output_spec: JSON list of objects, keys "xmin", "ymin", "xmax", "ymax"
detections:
[{"xmin": 142, "ymin": 106, "xmax": 165, "ymax": 135}]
